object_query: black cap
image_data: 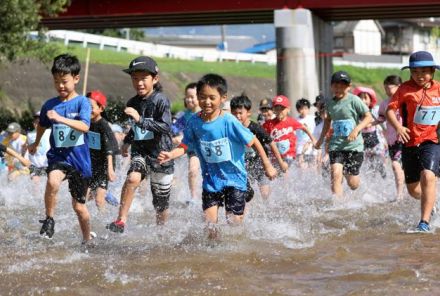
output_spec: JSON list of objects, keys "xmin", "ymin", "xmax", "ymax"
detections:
[
  {"xmin": 123, "ymin": 56, "xmax": 159, "ymax": 75},
  {"xmin": 331, "ymin": 71, "xmax": 351, "ymax": 84}
]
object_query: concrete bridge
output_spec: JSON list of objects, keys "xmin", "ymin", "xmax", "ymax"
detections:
[{"xmin": 41, "ymin": 0, "xmax": 440, "ymax": 109}]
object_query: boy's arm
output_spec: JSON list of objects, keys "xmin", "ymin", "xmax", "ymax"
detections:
[
  {"xmin": 386, "ymin": 107, "xmax": 410, "ymax": 143},
  {"xmin": 5, "ymin": 146, "xmax": 31, "ymax": 167},
  {"xmin": 28, "ymin": 124, "xmax": 47, "ymax": 155},
  {"xmin": 315, "ymin": 117, "xmax": 332, "ymax": 149},
  {"xmin": 347, "ymin": 112, "xmax": 373, "ymax": 142},
  {"xmin": 300, "ymin": 125, "xmax": 317, "ymax": 145},
  {"xmin": 249, "ymin": 137, "xmax": 277, "ymax": 179},
  {"xmin": 47, "ymin": 110, "xmax": 89, "ymax": 133},
  {"xmin": 268, "ymin": 141, "xmax": 288, "ymax": 172},
  {"xmin": 158, "ymin": 145, "xmax": 186, "ymax": 164},
  {"xmin": 107, "ymin": 154, "xmax": 116, "ymax": 182}
]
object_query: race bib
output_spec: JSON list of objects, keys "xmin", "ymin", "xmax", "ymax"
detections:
[
  {"xmin": 200, "ymin": 137, "xmax": 232, "ymax": 163},
  {"xmin": 133, "ymin": 125, "xmax": 154, "ymax": 141},
  {"xmin": 414, "ymin": 105, "xmax": 440, "ymax": 125},
  {"xmin": 332, "ymin": 119, "xmax": 355, "ymax": 137},
  {"xmin": 53, "ymin": 124, "xmax": 84, "ymax": 148},
  {"xmin": 87, "ymin": 131, "xmax": 101, "ymax": 150},
  {"xmin": 275, "ymin": 139, "xmax": 290, "ymax": 155}
]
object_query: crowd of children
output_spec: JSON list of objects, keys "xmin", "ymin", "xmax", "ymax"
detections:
[{"xmin": 1, "ymin": 49, "xmax": 439, "ymax": 247}]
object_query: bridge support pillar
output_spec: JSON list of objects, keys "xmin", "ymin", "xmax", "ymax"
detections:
[
  {"xmin": 313, "ymin": 15, "xmax": 333, "ymax": 99},
  {"xmin": 275, "ymin": 8, "xmax": 320, "ymax": 115}
]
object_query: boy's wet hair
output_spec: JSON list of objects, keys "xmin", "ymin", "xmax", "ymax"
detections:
[
  {"xmin": 197, "ymin": 74, "xmax": 227, "ymax": 96},
  {"xmin": 51, "ymin": 54, "xmax": 81, "ymax": 76},
  {"xmin": 185, "ymin": 82, "xmax": 197, "ymax": 91},
  {"xmin": 230, "ymin": 94, "xmax": 252, "ymax": 111},
  {"xmin": 383, "ymin": 75, "xmax": 402, "ymax": 86},
  {"xmin": 296, "ymin": 98, "xmax": 311, "ymax": 111}
]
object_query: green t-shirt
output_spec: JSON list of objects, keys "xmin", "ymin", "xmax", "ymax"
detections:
[{"xmin": 326, "ymin": 93, "xmax": 369, "ymax": 152}]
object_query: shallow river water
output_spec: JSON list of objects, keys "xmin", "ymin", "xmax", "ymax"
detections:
[{"xmin": 1, "ymin": 158, "xmax": 439, "ymax": 295}]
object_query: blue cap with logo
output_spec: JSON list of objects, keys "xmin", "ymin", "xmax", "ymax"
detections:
[{"xmin": 401, "ymin": 51, "xmax": 440, "ymax": 70}]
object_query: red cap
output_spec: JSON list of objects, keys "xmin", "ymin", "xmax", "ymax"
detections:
[
  {"xmin": 272, "ymin": 95, "xmax": 290, "ymax": 108},
  {"xmin": 352, "ymin": 86, "xmax": 377, "ymax": 108},
  {"xmin": 87, "ymin": 90, "xmax": 107, "ymax": 107}
]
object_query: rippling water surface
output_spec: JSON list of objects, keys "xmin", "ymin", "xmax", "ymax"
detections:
[{"xmin": 1, "ymin": 158, "xmax": 440, "ymax": 295}]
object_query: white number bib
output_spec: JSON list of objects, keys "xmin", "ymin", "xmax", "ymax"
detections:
[
  {"xmin": 53, "ymin": 124, "xmax": 84, "ymax": 148},
  {"xmin": 414, "ymin": 105, "xmax": 440, "ymax": 125},
  {"xmin": 332, "ymin": 119, "xmax": 355, "ymax": 137},
  {"xmin": 133, "ymin": 125, "xmax": 154, "ymax": 141},
  {"xmin": 88, "ymin": 131, "xmax": 101, "ymax": 150},
  {"xmin": 200, "ymin": 137, "xmax": 232, "ymax": 163}
]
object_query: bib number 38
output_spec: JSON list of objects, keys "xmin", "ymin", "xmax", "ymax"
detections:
[{"xmin": 200, "ymin": 137, "xmax": 232, "ymax": 163}]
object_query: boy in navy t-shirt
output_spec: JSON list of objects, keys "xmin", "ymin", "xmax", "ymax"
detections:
[
  {"xmin": 158, "ymin": 74, "xmax": 277, "ymax": 239},
  {"xmin": 28, "ymin": 54, "xmax": 93, "ymax": 245}
]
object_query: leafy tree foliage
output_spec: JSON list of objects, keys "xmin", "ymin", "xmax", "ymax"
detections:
[{"xmin": 0, "ymin": 0, "xmax": 70, "ymax": 61}]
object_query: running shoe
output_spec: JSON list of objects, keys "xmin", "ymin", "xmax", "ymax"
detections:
[
  {"xmin": 106, "ymin": 219, "xmax": 125, "ymax": 233},
  {"xmin": 415, "ymin": 220, "xmax": 431, "ymax": 232},
  {"xmin": 105, "ymin": 192, "xmax": 119, "ymax": 206},
  {"xmin": 39, "ymin": 217, "xmax": 55, "ymax": 238}
]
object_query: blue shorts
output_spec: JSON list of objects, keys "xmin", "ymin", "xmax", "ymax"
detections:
[
  {"xmin": 329, "ymin": 151, "xmax": 364, "ymax": 176},
  {"xmin": 202, "ymin": 187, "xmax": 247, "ymax": 215},
  {"xmin": 402, "ymin": 141, "xmax": 440, "ymax": 184}
]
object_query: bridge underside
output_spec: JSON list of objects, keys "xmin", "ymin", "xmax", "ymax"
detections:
[{"xmin": 42, "ymin": 4, "xmax": 440, "ymax": 29}]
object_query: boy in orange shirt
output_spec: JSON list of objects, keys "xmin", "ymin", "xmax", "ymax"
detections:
[{"xmin": 387, "ymin": 51, "xmax": 440, "ymax": 232}]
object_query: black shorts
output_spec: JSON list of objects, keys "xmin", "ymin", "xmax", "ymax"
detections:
[
  {"xmin": 30, "ymin": 165, "xmax": 47, "ymax": 177},
  {"xmin": 329, "ymin": 151, "xmax": 364, "ymax": 176},
  {"xmin": 89, "ymin": 167, "xmax": 108, "ymax": 191},
  {"xmin": 402, "ymin": 141, "xmax": 440, "ymax": 184},
  {"xmin": 388, "ymin": 142, "xmax": 403, "ymax": 162},
  {"xmin": 202, "ymin": 187, "xmax": 248, "ymax": 215},
  {"xmin": 47, "ymin": 162, "xmax": 89, "ymax": 204}
]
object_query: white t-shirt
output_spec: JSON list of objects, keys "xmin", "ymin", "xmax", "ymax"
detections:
[
  {"xmin": 27, "ymin": 129, "xmax": 51, "ymax": 168},
  {"xmin": 295, "ymin": 114, "xmax": 316, "ymax": 155}
]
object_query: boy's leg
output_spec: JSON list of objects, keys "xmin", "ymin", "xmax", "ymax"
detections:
[
  {"xmin": 204, "ymin": 205, "xmax": 220, "ymax": 239},
  {"xmin": 343, "ymin": 151, "xmax": 363, "ymax": 191},
  {"xmin": 151, "ymin": 172, "xmax": 173, "ymax": 225},
  {"xmin": 72, "ymin": 199, "xmax": 92, "ymax": 241},
  {"xmin": 259, "ymin": 184, "xmax": 270, "ymax": 200},
  {"xmin": 391, "ymin": 160, "xmax": 405, "ymax": 200},
  {"xmin": 95, "ymin": 187, "xmax": 107, "ymax": 210},
  {"xmin": 188, "ymin": 154, "xmax": 200, "ymax": 200},
  {"xmin": 224, "ymin": 187, "xmax": 247, "ymax": 224},
  {"xmin": 345, "ymin": 175, "xmax": 360, "ymax": 190},
  {"xmin": 420, "ymin": 169, "xmax": 437, "ymax": 223},
  {"xmin": 44, "ymin": 169, "xmax": 65, "ymax": 217},
  {"xmin": 330, "ymin": 163, "xmax": 344, "ymax": 197},
  {"xmin": 117, "ymin": 171, "xmax": 142, "ymax": 223}
]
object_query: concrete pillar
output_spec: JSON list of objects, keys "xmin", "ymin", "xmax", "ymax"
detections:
[
  {"xmin": 275, "ymin": 8, "xmax": 319, "ymax": 116},
  {"xmin": 313, "ymin": 15, "xmax": 334, "ymax": 100}
]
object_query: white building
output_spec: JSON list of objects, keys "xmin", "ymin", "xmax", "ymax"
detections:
[{"xmin": 333, "ymin": 20, "xmax": 384, "ymax": 56}]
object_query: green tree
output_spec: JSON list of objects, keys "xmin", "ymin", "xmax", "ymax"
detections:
[{"xmin": 0, "ymin": 0, "xmax": 70, "ymax": 61}]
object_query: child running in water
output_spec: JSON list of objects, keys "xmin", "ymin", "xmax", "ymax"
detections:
[
  {"xmin": 352, "ymin": 86, "xmax": 387, "ymax": 179},
  {"xmin": 158, "ymin": 74, "xmax": 277, "ymax": 238},
  {"xmin": 377, "ymin": 75, "xmax": 404, "ymax": 201},
  {"xmin": 295, "ymin": 98, "xmax": 316, "ymax": 168},
  {"xmin": 86, "ymin": 90, "xmax": 118, "ymax": 211},
  {"xmin": 0, "ymin": 143, "xmax": 31, "ymax": 168},
  {"xmin": 230, "ymin": 94, "xmax": 288, "ymax": 200},
  {"xmin": 263, "ymin": 95, "xmax": 316, "ymax": 167},
  {"xmin": 28, "ymin": 54, "xmax": 94, "ymax": 245},
  {"xmin": 315, "ymin": 71, "xmax": 373, "ymax": 198},
  {"xmin": 107, "ymin": 56, "xmax": 174, "ymax": 233},
  {"xmin": 386, "ymin": 51, "xmax": 440, "ymax": 232},
  {"xmin": 171, "ymin": 82, "xmax": 201, "ymax": 205}
]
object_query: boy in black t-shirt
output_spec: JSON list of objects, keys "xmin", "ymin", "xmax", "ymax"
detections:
[
  {"xmin": 86, "ymin": 90, "xmax": 118, "ymax": 211},
  {"xmin": 230, "ymin": 95, "xmax": 288, "ymax": 200}
]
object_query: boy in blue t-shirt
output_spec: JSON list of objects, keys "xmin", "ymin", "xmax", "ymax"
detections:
[
  {"xmin": 158, "ymin": 74, "xmax": 277, "ymax": 239},
  {"xmin": 28, "ymin": 54, "xmax": 93, "ymax": 245}
]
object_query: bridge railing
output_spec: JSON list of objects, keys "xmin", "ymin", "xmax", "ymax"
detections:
[{"xmin": 33, "ymin": 30, "xmax": 277, "ymax": 65}]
